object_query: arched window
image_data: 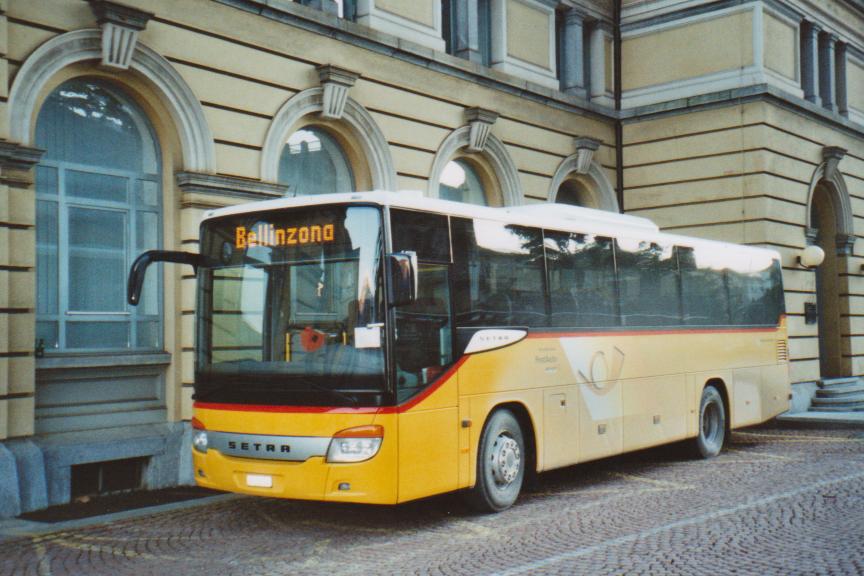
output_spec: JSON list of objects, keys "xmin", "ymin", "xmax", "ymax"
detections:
[
  {"xmin": 278, "ymin": 126, "xmax": 355, "ymax": 195},
  {"xmin": 555, "ymin": 176, "xmax": 594, "ymax": 207},
  {"xmin": 35, "ymin": 78, "xmax": 162, "ymax": 351},
  {"xmin": 439, "ymin": 158, "xmax": 488, "ymax": 206}
]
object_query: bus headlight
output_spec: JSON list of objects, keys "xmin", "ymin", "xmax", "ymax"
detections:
[
  {"xmin": 191, "ymin": 417, "xmax": 208, "ymax": 453},
  {"xmin": 327, "ymin": 425, "xmax": 383, "ymax": 463}
]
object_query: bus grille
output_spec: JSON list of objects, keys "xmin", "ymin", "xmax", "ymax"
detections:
[{"xmin": 776, "ymin": 340, "xmax": 788, "ymax": 362}]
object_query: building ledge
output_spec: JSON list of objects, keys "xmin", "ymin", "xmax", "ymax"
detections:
[
  {"xmin": 36, "ymin": 352, "xmax": 171, "ymax": 371},
  {"xmin": 621, "ymin": 83, "xmax": 864, "ymax": 140}
]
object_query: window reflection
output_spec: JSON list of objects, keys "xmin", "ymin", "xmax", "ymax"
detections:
[
  {"xmin": 35, "ymin": 78, "xmax": 161, "ymax": 351},
  {"xmin": 439, "ymin": 159, "xmax": 488, "ymax": 206},
  {"xmin": 278, "ymin": 127, "xmax": 355, "ymax": 196}
]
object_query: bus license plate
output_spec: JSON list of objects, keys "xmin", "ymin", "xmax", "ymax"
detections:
[{"xmin": 246, "ymin": 474, "xmax": 273, "ymax": 488}]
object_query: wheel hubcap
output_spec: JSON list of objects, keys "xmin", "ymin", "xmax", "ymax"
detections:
[{"xmin": 490, "ymin": 434, "xmax": 521, "ymax": 487}]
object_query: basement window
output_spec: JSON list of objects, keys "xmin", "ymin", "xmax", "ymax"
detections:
[{"xmin": 71, "ymin": 457, "xmax": 147, "ymax": 498}]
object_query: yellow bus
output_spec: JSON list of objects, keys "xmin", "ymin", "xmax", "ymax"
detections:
[{"xmin": 128, "ymin": 191, "xmax": 790, "ymax": 512}]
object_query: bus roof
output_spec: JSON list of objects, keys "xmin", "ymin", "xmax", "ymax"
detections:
[{"xmin": 202, "ymin": 190, "xmax": 780, "ymax": 260}]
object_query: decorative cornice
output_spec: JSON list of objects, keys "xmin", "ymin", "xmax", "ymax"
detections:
[
  {"xmin": 88, "ymin": 0, "xmax": 153, "ymax": 30},
  {"xmin": 0, "ymin": 141, "xmax": 45, "ymax": 170},
  {"xmin": 176, "ymin": 171, "xmax": 288, "ymax": 200},
  {"xmin": 573, "ymin": 136, "xmax": 601, "ymax": 174},
  {"xmin": 316, "ymin": 64, "xmax": 360, "ymax": 120},
  {"xmin": 464, "ymin": 107, "xmax": 499, "ymax": 152},
  {"xmin": 823, "ymin": 146, "xmax": 847, "ymax": 180},
  {"xmin": 88, "ymin": 0, "xmax": 154, "ymax": 70}
]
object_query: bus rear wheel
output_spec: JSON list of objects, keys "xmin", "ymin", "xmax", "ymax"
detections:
[
  {"xmin": 466, "ymin": 409, "xmax": 525, "ymax": 513},
  {"xmin": 693, "ymin": 386, "xmax": 726, "ymax": 458}
]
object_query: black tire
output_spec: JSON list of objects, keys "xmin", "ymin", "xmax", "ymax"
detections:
[
  {"xmin": 465, "ymin": 409, "xmax": 525, "ymax": 512},
  {"xmin": 693, "ymin": 386, "xmax": 726, "ymax": 459}
]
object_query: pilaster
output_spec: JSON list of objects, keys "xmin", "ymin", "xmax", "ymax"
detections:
[
  {"xmin": 0, "ymin": 142, "xmax": 44, "ymax": 441},
  {"xmin": 801, "ymin": 21, "xmax": 821, "ymax": 105},
  {"xmin": 452, "ymin": 0, "xmax": 483, "ymax": 63},
  {"xmin": 588, "ymin": 21, "xmax": 611, "ymax": 106},
  {"xmin": 560, "ymin": 8, "xmax": 586, "ymax": 97},
  {"xmin": 835, "ymin": 41, "xmax": 848, "ymax": 117},
  {"xmin": 818, "ymin": 31, "xmax": 837, "ymax": 113}
]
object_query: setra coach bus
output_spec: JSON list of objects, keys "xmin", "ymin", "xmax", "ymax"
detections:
[{"xmin": 127, "ymin": 191, "xmax": 790, "ymax": 512}]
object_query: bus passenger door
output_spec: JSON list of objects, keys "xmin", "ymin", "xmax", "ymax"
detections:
[{"xmin": 394, "ymin": 263, "xmax": 459, "ymax": 502}]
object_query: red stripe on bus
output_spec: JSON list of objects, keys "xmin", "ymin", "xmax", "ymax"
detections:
[
  {"xmin": 378, "ymin": 356, "xmax": 469, "ymax": 414},
  {"xmin": 528, "ymin": 326, "xmax": 780, "ymax": 339},
  {"xmin": 194, "ymin": 403, "xmax": 379, "ymax": 414}
]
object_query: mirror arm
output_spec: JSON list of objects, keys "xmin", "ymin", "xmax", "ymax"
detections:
[{"xmin": 128, "ymin": 250, "xmax": 202, "ymax": 306}]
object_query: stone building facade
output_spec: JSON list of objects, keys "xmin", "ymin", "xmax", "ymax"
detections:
[{"xmin": 0, "ymin": 0, "xmax": 860, "ymax": 516}]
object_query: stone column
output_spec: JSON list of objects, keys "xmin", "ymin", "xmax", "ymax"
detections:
[
  {"xmin": 835, "ymin": 41, "xmax": 848, "ymax": 117},
  {"xmin": 451, "ymin": 0, "xmax": 482, "ymax": 63},
  {"xmin": 560, "ymin": 8, "xmax": 586, "ymax": 97},
  {"xmin": 588, "ymin": 22, "xmax": 609, "ymax": 104},
  {"xmin": 818, "ymin": 31, "xmax": 837, "ymax": 113},
  {"xmin": 801, "ymin": 21, "xmax": 821, "ymax": 105}
]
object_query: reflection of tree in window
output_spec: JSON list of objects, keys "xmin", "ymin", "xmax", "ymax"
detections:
[
  {"xmin": 616, "ymin": 239, "xmax": 680, "ymax": 327},
  {"xmin": 545, "ymin": 231, "xmax": 617, "ymax": 327},
  {"xmin": 452, "ymin": 219, "xmax": 545, "ymax": 327},
  {"xmin": 278, "ymin": 127, "xmax": 354, "ymax": 196}
]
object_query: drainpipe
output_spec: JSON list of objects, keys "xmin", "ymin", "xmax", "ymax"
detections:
[{"xmin": 613, "ymin": 0, "xmax": 623, "ymax": 213}]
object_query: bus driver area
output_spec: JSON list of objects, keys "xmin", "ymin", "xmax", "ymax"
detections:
[{"xmin": 128, "ymin": 191, "xmax": 790, "ymax": 512}]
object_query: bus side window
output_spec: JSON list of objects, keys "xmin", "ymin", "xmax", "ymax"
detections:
[
  {"xmin": 544, "ymin": 231, "xmax": 617, "ymax": 328},
  {"xmin": 452, "ymin": 218, "xmax": 546, "ymax": 328},
  {"xmin": 727, "ymin": 253, "xmax": 785, "ymax": 326},
  {"xmin": 678, "ymin": 246, "xmax": 731, "ymax": 327},
  {"xmin": 615, "ymin": 239, "xmax": 680, "ymax": 327}
]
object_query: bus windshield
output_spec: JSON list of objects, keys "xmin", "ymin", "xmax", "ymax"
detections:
[{"xmin": 196, "ymin": 205, "xmax": 387, "ymax": 406}]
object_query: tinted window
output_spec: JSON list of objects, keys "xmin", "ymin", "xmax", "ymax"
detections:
[
  {"xmin": 679, "ymin": 246, "xmax": 731, "ymax": 326},
  {"xmin": 390, "ymin": 209, "xmax": 450, "ymax": 263},
  {"xmin": 452, "ymin": 218, "xmax": 546, "ymax": 327},
  {"xmin": 727, "ymin": 253, "xmax": 785, "ymax": 326},
  {"xmin": 616, "ymin": 239, "xmax": 680, "ymax": 327},
  {"xmin": 545, "ymin": 231, "xmax": 617, "ymax": 327}
]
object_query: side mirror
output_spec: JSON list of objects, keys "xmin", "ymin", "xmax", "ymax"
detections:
[
  {"xmin": 387, "ymin": 251, "xmax": 418, "ymax": 307},
  {"xmin": 128, "ymin": 250, "xmax": 202, "ymax": 306}
]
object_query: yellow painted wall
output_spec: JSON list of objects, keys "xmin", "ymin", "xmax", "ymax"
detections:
[
  {"xmin": 375, "ymin": 0, "xmax": 435, "ymax": 28},
  {"xmin": 848, "ymin": 60, "xmax": 864, "ymax": 113},
  {"xmin": 506, "ymin": 0, "xmax": 551, "ymax": 69},
  {"xmin": 763, "ymin": 12, "xmax": 797, "ymax": 81},
  {"xmin": 622, "ymin": 10, "xmax": 755, "ymax": 91}
]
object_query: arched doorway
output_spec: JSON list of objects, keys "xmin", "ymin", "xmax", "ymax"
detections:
[
  {"xmin": 810, "ymin": 184, "xmax": 843, "ymax": 377},
  {"xmin": 805, "ymin": 147, "xmax": 853, "ymax": 380}
]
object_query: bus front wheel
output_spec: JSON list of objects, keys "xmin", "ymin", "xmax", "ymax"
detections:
[
  {"xmin": 466, "ymin": 409, "xmax": 525, "ymax": 512},
  {"xmin": 693, "ymin": 386, "xmax": 726, "ymax": 458}
]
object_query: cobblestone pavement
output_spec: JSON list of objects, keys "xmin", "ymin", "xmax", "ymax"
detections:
[{"xmin": 2, "ymin": 426, "xmax": 864, "ymax": 576}]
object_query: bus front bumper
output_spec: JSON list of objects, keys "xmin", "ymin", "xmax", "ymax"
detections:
[{"xmin": 192, "ymin": 443, "xmax": 398, "ymax": 504}]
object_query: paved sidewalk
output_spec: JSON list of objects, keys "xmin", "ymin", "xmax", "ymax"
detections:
[{"xmin": 1, "ymin": 426, "xmax": 863, "ymax": 576}]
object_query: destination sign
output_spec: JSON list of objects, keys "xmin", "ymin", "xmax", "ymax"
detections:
[{"xmin": 235, "ymin": 223, "xmax": 335, "ymax": 249}]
